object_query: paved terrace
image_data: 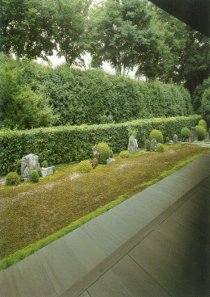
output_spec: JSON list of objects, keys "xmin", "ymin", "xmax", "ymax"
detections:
[{"xmin": 1, "ymin": 153, "xmax": 210, "ymax": 297}]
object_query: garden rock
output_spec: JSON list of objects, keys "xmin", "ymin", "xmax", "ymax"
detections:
[
  {"xmin": 41, "ymin": 167, "xmax": 54, "ymax": 178},
  {"xmin": 128, "ymin": 136, "xmax": 138, "ymax": 154},
  {"xmin": 92, "ymin": 144, "xmax": 100, "ymax": 161},
  {"xmin": 168, "ymin": 140, "xmax": 174, "ymax": 145},
  {"xmin": 204, "ymin": 133, "xmax": 209, "ymax": 142},
  {"xmin": 173, "ymin": 134, "xmax": 178, "ymax": 143},
  {"xmin": 150, "ymin": 138, "xmax": 157, "ymax": 152},
  {"xmin": 21, "ymin": 154, "xmax": 40, "ymax": 181},
  {"xmin": 191, "ymin": 127, "xmax": 198, "ymax": 141},
  {"xmin": 107, "ymin": 158, "xmax": 115, "ymax": 165}
]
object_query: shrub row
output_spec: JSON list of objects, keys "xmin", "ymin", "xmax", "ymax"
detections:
[
  {"xmin": 6, "ymin": 60, "xmax": 194, "ymax": 127},
  {"xmin": 0, "ymin": 115, "xmax": 201, "ymax": 176}
]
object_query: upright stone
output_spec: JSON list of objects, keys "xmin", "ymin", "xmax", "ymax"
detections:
[
  {"xmin": 92, "ymin": 144, "xmax": 100, "ymax": 161},
  {"xmin": 150, "ymin": 138, "xmax": 157, "ymax": 152},
  {"xmin": 128, "ymin": 136, "xmax": 138, "ymax": 154},
  {"xmin": 21, "ymin": 154, "xmax": 40, "ymax": 181},
  {"xmin": 173, "ymin": 134, "xmax": 178, "ymax": 144},
  {"xmin": 204, "ymin": 133, "xmax": 209, "ymax": 142},
  {"xmin": 191, "ymin": 127, "xmax": 198, "ymax": 141},
  {"xmin": 41, "ymin": 167, "xmax": 53, "ymax": 178}
]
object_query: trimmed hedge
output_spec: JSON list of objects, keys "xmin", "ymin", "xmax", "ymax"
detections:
[
  {"xmin": 0, "ymin": 115, "xmax": 201, "ymax": 176},
  {"xmin": 17, "ymin": 61, "xmax": 194, "ymax": 126}
]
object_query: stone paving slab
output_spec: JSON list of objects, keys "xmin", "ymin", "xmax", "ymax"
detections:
[
  {"xmin": 82, "ymin": 172, "xmax": 210, "ymax": 297},
  {"xmin": 87, "ymin": 255, "xmax": 170, "ymax": 297},
  {"xmin": 1, "ymin": 153, "xmax": 210, "ymax": 297}
]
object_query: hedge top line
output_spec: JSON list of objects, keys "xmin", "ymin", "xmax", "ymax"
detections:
[{"xmin": 0, "ymin": 115, "xmax": 201, "ymax": 136}]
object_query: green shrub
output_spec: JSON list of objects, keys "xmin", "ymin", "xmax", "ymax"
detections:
[
  {"xmin": 195, "ymin": 125, "xmax": 207, "ymax": 140},
  {"xmin": 77, "ymin": 160, "xmax": 93, "ymax": 173},
  {"xmin": 5, "ymin": 172, "xmax": 21, "ymax": 186},
  {"xmin": 110, "ymin": 149, "xmax": 113, "ymax": 158},
  {"xmin": 200, "ymin": 88, "xmax": 210, "ymax": 124},
  {"xmin": 0, "ymin": 115, "xmax": 201, "ymax": 176},
  {"xmin": 2, "ymin": 58, "xmax": 193, "ymax": 128},
  {"xmin": 30, "ymin": 170, "xmax": 39, "ymax": 183},
  {"xmin": 119, "ymin": 150, "xmax": 130, "ymax": 158},
  {"xmin": 97, "ymin": 142, "xmax": 110, "ymax": 164},
  {"xmin": 52, "ymin": 166, "xmax": 56, "ymax": 173},
  {"xmin": 165, "ymin": 137, "xmax": 169, "ymax": 143},
  {"xmin": 145, "ymin": 139, "xmax": 151, "ymax": 151},
  {"xmin": 181, "ymin": 127, "xmax": 191, "ymax": 141},
  {"xmin": 149, "ymin": 130, "xmax": 163, "ymax": 144},
  {"xmin": 42, "ymin": 160, "xmax": 48, "ymax": 168},
  {"xmin": 198, "ymin": 119, "xmax": 207, "ymax": 130},
  {"xmin": 38, "ymin": 169, "xmax": 42, "ymax": 177},
  {"xmin": 157, "ymin": 143, "xmax": 164, "ymax": 152},
  {"xmin": 1, "ymin": 57, "xmax": 56, "ymax": 130}
]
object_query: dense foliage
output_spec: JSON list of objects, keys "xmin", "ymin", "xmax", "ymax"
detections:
[
  {"xmin": 150, "ymin": 7, "xmax": 210, "ymax": 96},
  {"xmin": 30, "ymin": 170, "xmax": 39, "ymax": 183},
  {"xmin": 5, "ymin": 172, "xmax": 21, "ymax": 186},
  {"xmin": 97, "ymin": 142, "xmax": 111, "ymax": 164},
  {"xmin": 157, "ymin": 143, "xmax": 164, "ymax": 153},
  {"xmin": 1, "ymin": 58, "xmax": 193, "ymax": 128},
  {"xmin": 77, "ymin": 160, "xmax": 92, "ymax": 173},
  {"xmin": 0, "ymin": 115, "xmax": 201, "ymax": 176},
  {"xmin": 2, "ymin": 0, "xmax": 210, "ymax": 105},
  {"xmin": 149, "ymin": 129, "xmax": 164, "ymax": 143},
  {"xmin": 198, "ymin": 120, "xmax": 207, "ymax": 130},
  {"xmin": 0, "ymin": 56, "xmax": 56, "ymax": 129},
  {"xmin": 192, "ymin": 77, "xmax": 210, "ymax": 112},
  {"xmin": 2, "ymin": 0, "xmax": 91, "ymax": 65},
  {"xmin": 200, "ymin": 88, "xmax": 210, "ymax": 125},
  {"xmin": 89, "ymin": 0, "xmax": 159, "ymax": 75},
  {"xmin": 195, "ymin": 125, "xmax": 207, "ymax": 141},
  {"xmin": 181, "ymin": 127, "xmax": 191, "ymax": 141},
  {"xmin": 119, "ymin": 151, "xmax": 130, "ymax": 158}
]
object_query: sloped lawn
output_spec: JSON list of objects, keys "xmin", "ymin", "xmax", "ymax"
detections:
[{"xmin": 1, "ymin": 144, "xmax": 210, "ymax": 261}]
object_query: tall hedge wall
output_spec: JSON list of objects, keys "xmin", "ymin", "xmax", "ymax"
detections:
[
  {"xmin": 19, "ymin": 62, "xmax": 194, "ymax": 126},
  {"xmin": 0, "ymin": 115, "xmax": 201, "ymax": 176}
]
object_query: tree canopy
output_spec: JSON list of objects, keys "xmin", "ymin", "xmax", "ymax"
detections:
[{"xmin": 89, "ymin": 0, "xmax": 160, "ymax": 76}]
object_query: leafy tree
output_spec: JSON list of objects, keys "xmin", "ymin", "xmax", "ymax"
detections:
[
  {"xmin": 152, "ymin": 6, "xmax": 210, "ymax": 95},
  {"xmin": 192, "ymin": 76, "xmax": 210, "ymax": 112},
  {"xmin": 89, "ymin": 0, "xmax": 159, "ymax": 75},
  {"xmin": 2, "ymin": 0, "xmax": 56, "ymax": 60},
  {"xmin": 200, "ymin": 88, "xmax": 210, "ymax": 125},
  {"xmin": 54, "ymin": 0, "xmax": 92, "ymax": 66},
  {"xmin": 0, "ymin": 55, "xmax": 56, "ymax": 129}
]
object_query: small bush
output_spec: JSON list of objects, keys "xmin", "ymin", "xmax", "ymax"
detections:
[
  {"xmin": 198, "ymin": 119, "xmax": 207, "ymax": 130},
  {"xmin": 181, "ymin": 127, "xmax": 191, "ymax": 141},
  {"xmin": 145, "ymin": 139, "xmax": 151, "ymax": 151},
  {"xmin": 120, "ymin": 150, "xmax": 130, "ymax": 158},
  {"xmin": 157, "ymin": 143, "xmax": 164, "ymax": 152},
  {"xmin": 77, "ymin": 160, "xmax": 93, "ymax": 173},
  {"xmin": 5, "ymin": 172, "xmax": 21, "ymax": 186},
  {"xmin": 110, "ymin": 149, "xmax": 113, "ymax": 158},
  {"xmin": 149, "ymin": 129, "xmax": 163, "ymax": 144},
  {"xmin": 52, "ymin": 166, "xmax": 56, "ymax": 173},
  {"xmin": 38, "ymin": 169, "xmax": 42, "ymax": 177},
  {"xmin": 97, "ymin": 142, "xmax": 110, "ymax": 164},
  {"xmin": 195, "ymin": 125, "xmax": 207, "ymax": 140},
  {"xmin": 30, "ymin": 170, "xmax": 39, "ymax": 183},
  {"xmin": 42, "ymin": 160, "xmax": 48, "ymax": 168}
]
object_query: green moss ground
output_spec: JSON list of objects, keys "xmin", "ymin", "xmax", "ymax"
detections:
[{"xmin": 1, "ymin": 144, "xmax": 210, "ymax": 270}]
